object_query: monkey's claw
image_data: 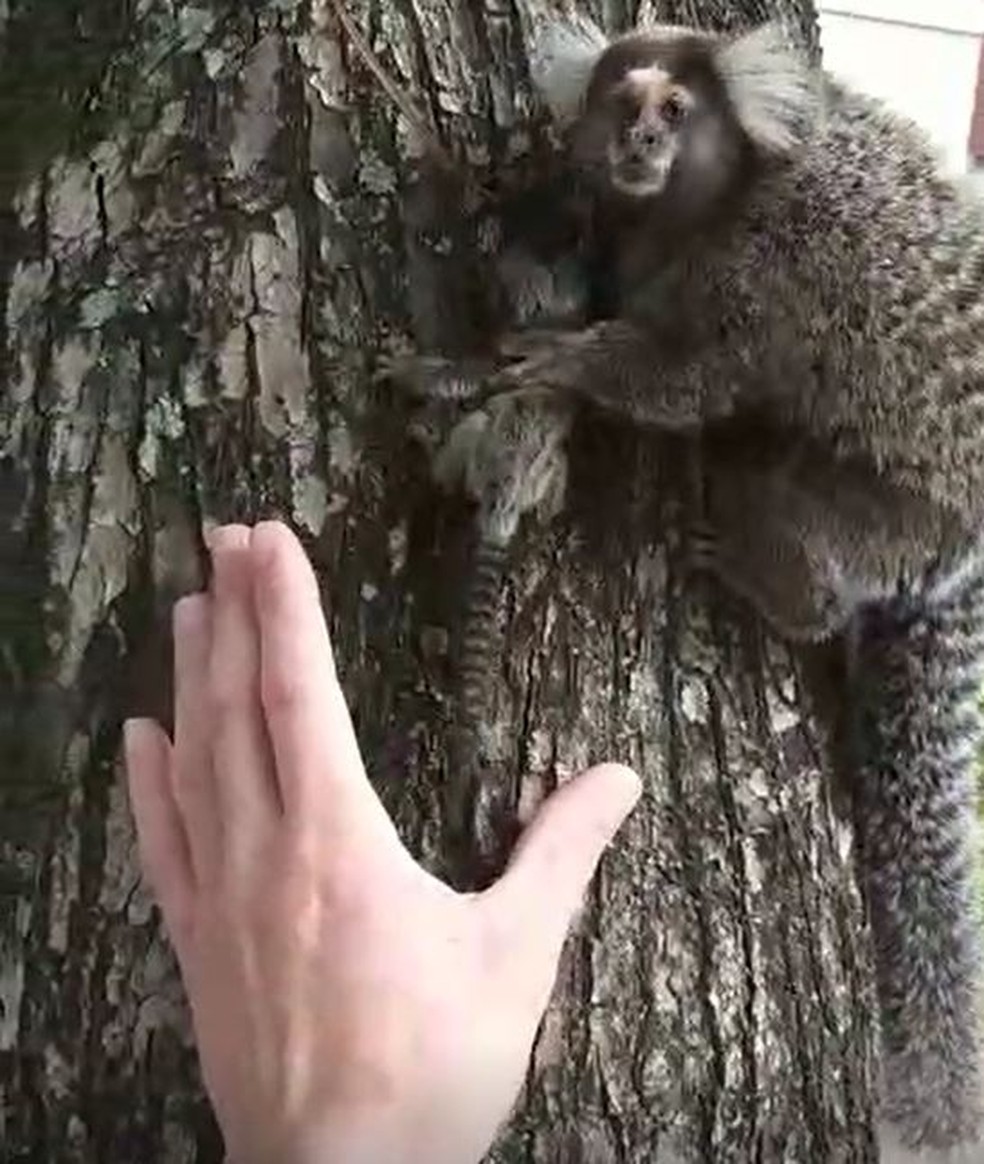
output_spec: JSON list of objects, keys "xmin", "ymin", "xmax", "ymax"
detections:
[
  {"xmin": 373, "ymin": 353, "xmax": 493, "ymax": 402},
  {"xmin": 374, "ymin": 353, "xmax": 463, "ymax": 399}
]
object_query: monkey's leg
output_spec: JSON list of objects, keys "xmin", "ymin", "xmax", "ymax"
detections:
[
  {"xmin": 690, "ymin": 454, "xmax": 857, "ymax": 642},
  {"xmin": 694, "ymin": 436, "xmax": 964, "ymax": 643},
  {"xmin": 688, "ymin": 512, "xmax": 849, "ymax": 642},
  {"xmin": 696, "ymin": 443, "xmax": 984, "ymax": 1151}
]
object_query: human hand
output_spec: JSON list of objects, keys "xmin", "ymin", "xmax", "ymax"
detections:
[{"xmin": 124, "ymin": 521, "xmax": 641, "ymax": 1164}]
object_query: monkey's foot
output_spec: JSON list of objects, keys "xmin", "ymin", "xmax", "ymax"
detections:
[
  {"xmin": 490, "ymin": 322, "xmax": 655, "ymax": 414},
  {"xmin": 374, "ymin": 352, "xmax": 498, "ymax": 402},
  {"xmin": 490, "ymin": 329, "xmax": 592, "ymax": 394}
]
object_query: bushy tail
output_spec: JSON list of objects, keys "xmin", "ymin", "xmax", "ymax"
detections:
[{"xmin": 849, "ymin": 564, "xmax": 984, "ymax": 1153}]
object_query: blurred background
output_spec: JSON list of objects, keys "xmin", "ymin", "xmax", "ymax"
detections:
[{"xmin": 818, "ymin": 0, "xmax": 984, "ymax": 190}]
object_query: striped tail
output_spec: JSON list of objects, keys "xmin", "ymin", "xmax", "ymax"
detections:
[
  {"xmin": 851, "ymin": 562, "xmax": 984, "ymax": 1153},
  {"xmin": 441, "ymin": 534, "xmax": 512, "ymax": 887},
  {"xmin": 458, "ymin": 535, "xmax": 510, "ymax": 735}
]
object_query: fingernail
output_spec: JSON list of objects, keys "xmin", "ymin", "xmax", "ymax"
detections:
[
  {"xmin": 207, "ymin": 524, "xmax": 253, "ymax": 557},
  {"xmin": 173, "ymin": 592, "xmax": 209, "ymax": 634},
  {"xmin": 596, "ymin": 763, "xmax": 643, "ymax": 828},
  {"xmin": 122, "ymin": 717, "xmax": 144, "ymax": 761}
]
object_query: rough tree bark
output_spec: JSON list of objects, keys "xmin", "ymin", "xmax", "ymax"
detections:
[{"xmin": 0, "ymin": 1, "xmax": 881, "ymax": 1161}]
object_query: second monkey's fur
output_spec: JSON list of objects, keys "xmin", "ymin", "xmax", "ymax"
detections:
[{"xmin": 386, "ymin": 14, "xmax": 984, "ymax": 1159}]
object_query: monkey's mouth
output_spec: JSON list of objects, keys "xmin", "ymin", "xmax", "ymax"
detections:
[{"xmin": 609, "ymin": 154, "xmax": 672, "ymax": 198}]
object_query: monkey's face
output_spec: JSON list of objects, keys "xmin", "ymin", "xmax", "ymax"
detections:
[
  {"xmin": 600, "ymin": 65, "xmax": 692, "ymax": 197},
  {"xmin": 571, "ymin": 35, "xmax": 744, "ymax": 205}
]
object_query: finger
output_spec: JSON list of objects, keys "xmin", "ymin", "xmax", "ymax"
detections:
[
  {"xmin": 172, "ymin": 593, "xmax": 222, "ymax": 882},
  {"xmin": 124, "ymin": 718, "xmax": 195, "ymax": 953},
  {"xmin": 208, "ymin": 525, "xmax": 281, "ymax": 857},
  {"xmin": 250, "ymin": 521, "xmax": 403, "ymax": 850},
  {"xmin": 489, "ymin": 763, "xmax": 642, "ymax": 964}
]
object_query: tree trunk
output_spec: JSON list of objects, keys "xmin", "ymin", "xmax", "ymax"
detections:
[{"xmin": 0, "ymin": 1, "xmax": 880, "ymax": 1160}]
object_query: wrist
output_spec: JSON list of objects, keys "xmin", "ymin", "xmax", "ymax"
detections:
[
  {"xmin": 283, "ymin": 1125, "xmax": 425, "ymax": 1164},
  {"xmin": 282, "ymin": 1108, "xmax": 489, "ymax": 1164}
]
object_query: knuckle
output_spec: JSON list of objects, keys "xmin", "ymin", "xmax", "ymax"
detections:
[
  {"xmin": 208, "ymin": 665, "xmax": 258, "ymax": 716},
  {"xmin": 260, "ymin": 664, "xmax": 306, "ymax": 714}
]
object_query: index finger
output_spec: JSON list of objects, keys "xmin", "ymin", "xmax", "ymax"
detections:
[{"xmin": 250, "ymin": 521, "xmax": 402, "ymax": 850}]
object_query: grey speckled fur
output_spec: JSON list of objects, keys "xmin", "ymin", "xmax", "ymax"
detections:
[{"xmin": 850, "ymin": 553, "xmax": 984, "ymax": 1152}]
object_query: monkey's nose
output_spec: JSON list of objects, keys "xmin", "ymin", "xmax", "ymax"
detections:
[{"xmin": 627, "ymin": 122, "xmax": 664, "ymax": 158}]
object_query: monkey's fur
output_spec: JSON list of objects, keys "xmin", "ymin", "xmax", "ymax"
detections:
[
  {"xmin": 385, "ymin": 16, "xmax": 984, "ymax": 1155},
  {"xmin": 698, "ymin": 422, "xmax": 984, "ymax": 1157},
  {"xmin": 502, "ymin": 20, "xmax": 984, "ymax": 525}
]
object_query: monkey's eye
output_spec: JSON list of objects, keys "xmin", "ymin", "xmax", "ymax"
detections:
[{"xmin": 660, "ymin": 92, "xmax": 687, "ymax": 125}]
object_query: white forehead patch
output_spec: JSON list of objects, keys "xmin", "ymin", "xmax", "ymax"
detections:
[{"xmin": 624, "ymin": 63, "xmax": 671, "ymax": 95}]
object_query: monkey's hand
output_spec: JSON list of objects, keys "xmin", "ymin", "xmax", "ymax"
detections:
[
  {"xmin": 491, "ymin": 320, "xmax": 742, "ymax": 430},
  {"xmin": 374, "ymin": 352, "xmax": 502, "ymax": 404},
  {"xmin": 373, "ymin": 321, "xmax": 594, "ymax": 405}
]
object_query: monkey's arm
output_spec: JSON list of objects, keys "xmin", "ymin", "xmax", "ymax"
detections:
[
  {"xmin": 489, "ymin": 317, "xmax": 753, "ymax": 430},
  {"xmin": 381, "ymin": 319, "xmax": 748, "ymax": 425}
]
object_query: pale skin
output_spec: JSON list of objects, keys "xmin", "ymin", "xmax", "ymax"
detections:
[{"xmin": 124, "ymin": 520, "xmax": 642, "ymax": 1164}]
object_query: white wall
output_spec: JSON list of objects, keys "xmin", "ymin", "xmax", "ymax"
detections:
[{"xmin": 817, "ymin": 0, "xmax": 984, "ymax": 177}]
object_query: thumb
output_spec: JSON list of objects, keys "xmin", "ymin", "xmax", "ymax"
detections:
[{"xmin": 490, "ymin": 762, "xmax": 642, "ymax": 961}]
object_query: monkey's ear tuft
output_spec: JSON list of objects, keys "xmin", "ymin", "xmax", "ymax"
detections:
[
  {"xmin": 529, "ymin": 15, "xmax": 609, "ymax": 124},
  {"xmin": 715, "ymin": 23, "xmax": 817, "ymax": 154}
]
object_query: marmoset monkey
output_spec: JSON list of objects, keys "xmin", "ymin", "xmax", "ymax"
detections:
[{"xmin": 383, "ymin": 15, "xmax": 984, "ymax": 1156}]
